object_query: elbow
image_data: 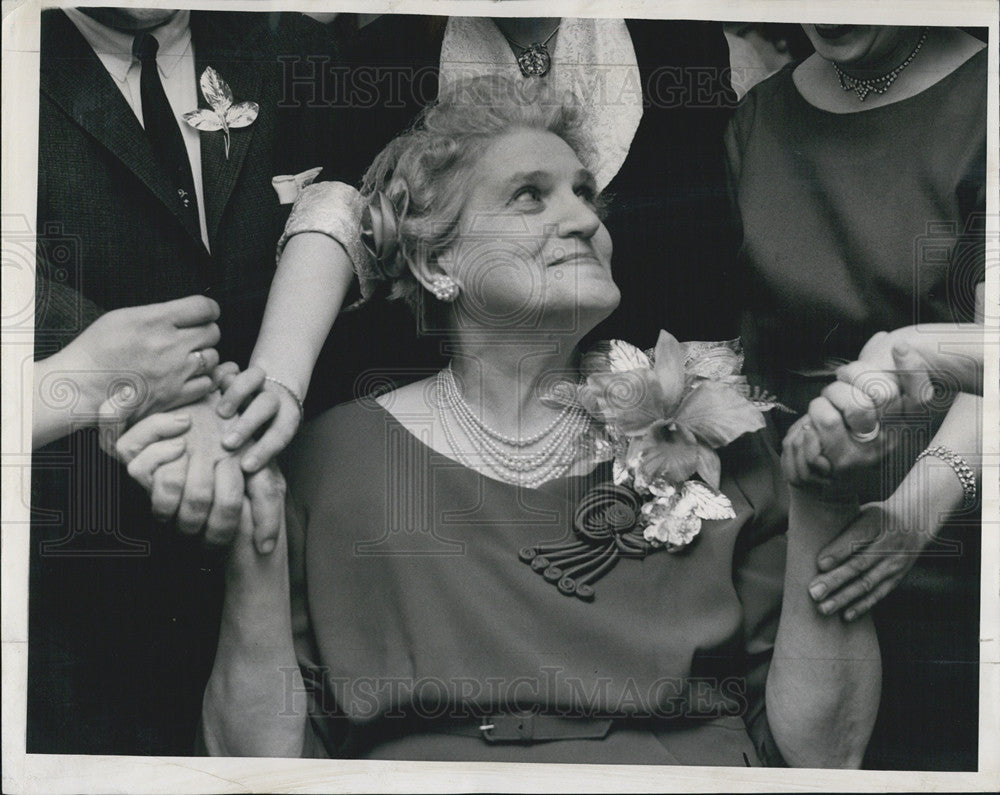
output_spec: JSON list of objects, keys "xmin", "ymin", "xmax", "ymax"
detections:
[
  {"xmin": 776, "ymin": 732, "xmax": 870, "ymax": 769},
  {"xmin": 766, "ymin": 681, "xmax": 879, "ymax": 769},
  {"xmin": 201, "ymin": 677, "xmax": 308, "ymax": 758}
]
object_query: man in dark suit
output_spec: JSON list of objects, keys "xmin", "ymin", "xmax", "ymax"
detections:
[{"xmin": 29, "ymin": 7, "xmax": 341, "ymax": 755}]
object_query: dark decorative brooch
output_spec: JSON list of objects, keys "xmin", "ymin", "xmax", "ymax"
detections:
[{"xmin": 519, "ymin": 482, "xmax": 658, "ymax": 602}]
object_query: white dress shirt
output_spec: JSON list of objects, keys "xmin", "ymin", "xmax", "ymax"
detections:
[{"xmin": 65, "ymin": 8, "xmax": 210, "ymax": 249}]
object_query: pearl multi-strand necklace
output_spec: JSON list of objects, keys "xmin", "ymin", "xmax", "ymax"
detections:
[{"xmin": 436, "ymin": 364, "xmax": 589, "ymax": 488}]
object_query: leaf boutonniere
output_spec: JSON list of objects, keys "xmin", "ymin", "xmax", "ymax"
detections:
[{"xmin": 183, "ymin": 67, "xmax": 258, "ymax": 159}]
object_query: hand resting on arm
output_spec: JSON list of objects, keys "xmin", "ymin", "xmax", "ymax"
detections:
[{"xmin": 32, "ymin": 295, "xmax": 221, "ymax": 448}]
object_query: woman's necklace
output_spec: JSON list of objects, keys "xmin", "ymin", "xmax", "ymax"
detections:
[
  {"xmin": 496, "ymin": 21, "xmax": 561, "ymax": 78},
  {"xmin": 832, "ymin": 28, "xmax": 928, "ymax": 101},
  {"xmin": 436, "ymin": 365, "xmax": 589, "ymax": 488}
]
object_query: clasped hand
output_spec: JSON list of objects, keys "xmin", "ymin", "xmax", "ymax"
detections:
[
  {"xmin": 73, "ymin": 295, "xmax": 222, "ymax": 420},
  {"xmin": 109, "ymin": 386, "xmax": 285, "ymax": 554},
  {"xmin": 782, "ymin": 328, "xmax": 963, "ymax": 621}
]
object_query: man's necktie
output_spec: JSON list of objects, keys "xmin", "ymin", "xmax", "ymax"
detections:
[{"xmin": 132, "ymin": 32, "xmax": 200, "ymax": 226}]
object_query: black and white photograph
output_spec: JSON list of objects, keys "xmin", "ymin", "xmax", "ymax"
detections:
[{"xmin": 2, "ymin": 0, "xmax": 998, "ymax": 791}]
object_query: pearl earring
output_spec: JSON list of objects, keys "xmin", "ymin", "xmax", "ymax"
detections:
[{"xmin": 428, "ymin": 275, "xmax": 459, "ymax": 302}]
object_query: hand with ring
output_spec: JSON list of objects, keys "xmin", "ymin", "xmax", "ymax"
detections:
[
  {"xmin": 33, "ymin": 295, "xmax": 223, "ymax": 450},
  {"xmin": 781, "ymin": 414, "xmax": 832, "ymax": 488},
  {"xmin": 835, "ymin": 322, "xmax": 983, "ymax": 419},
  {"xmin": 193, "ymin": 349, "xmax": 209, "ymax": 376},
  {"xmin": 804, "ymin": 381, "xmax": 897, "ymax": 480}
]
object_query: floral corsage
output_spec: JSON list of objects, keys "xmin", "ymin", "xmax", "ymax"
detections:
[{"xmin": 520, "ymin": 331, "xmax": 788, "ymax": 601}]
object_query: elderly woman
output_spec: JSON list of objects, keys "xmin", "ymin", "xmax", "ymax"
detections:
[
  {"xmin": 188, "ymin": 77, "xmax": 879, "ymax": 765},
  {"xmin": 207, "ymin": 14, "xmax": 738, "ymax": 470},
  {"xmin": 726, "ymin": 24, "xmax": 985, "ymax": 769}
]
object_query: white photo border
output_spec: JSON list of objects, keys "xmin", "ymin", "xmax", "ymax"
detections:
[{"xmin": 2, "ymin": 0, "xmax": 998, "ymax": 791}]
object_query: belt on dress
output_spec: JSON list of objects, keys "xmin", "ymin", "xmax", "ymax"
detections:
[{"xmin": 429, "ymin": 712, "xmax": 614, "ymax": 744}]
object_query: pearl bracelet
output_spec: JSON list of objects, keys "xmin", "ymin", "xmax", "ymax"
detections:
[
  {"xmin": 915, "ymin": 445, "xmax": 977, "ymax": 508},
  {"xmin": 264, "ymin": 375, "xmax": 305, "ymax": 420}
]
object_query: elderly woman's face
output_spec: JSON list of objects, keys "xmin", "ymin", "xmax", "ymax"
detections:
[
  {"xmin": 801, "ymin": 25, "xmax": 917, "ymax": 69},
  {"xmin": 441, "ymin": 128, "xmax": 619, "ymax": 332}
]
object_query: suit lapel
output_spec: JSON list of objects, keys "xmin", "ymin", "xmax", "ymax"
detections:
[
  {"xmin": 40, "ymin": 10, "xmax": 205, "ymax": 248},
  {"xmin": 192, "ymin": 13, "xmax": 268, "ymax": 247}
]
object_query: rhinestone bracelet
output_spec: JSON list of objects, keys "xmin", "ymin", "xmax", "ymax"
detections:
[
  {"xmin": 915, "ymin": 445, "xmax": 977, "ymax": 508},
  {"xmin": 264, "ymin": 376, "xmax": 305, "ymax": 420}
]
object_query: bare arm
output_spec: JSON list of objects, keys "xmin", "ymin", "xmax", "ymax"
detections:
[
  {"xmin": 200, "ymin": 467, "xmax": 308, "ymax": 757},
  {"xmin": 248, "ymin": 233, "xmax": 355, "ymax": 402},
  {"xmin": 217, "ymin": 181, "xmax": 366, "ymax": 471},
  {"xmin": 766, "ymin": 485, "xmax": 881, "ymax": 768}
]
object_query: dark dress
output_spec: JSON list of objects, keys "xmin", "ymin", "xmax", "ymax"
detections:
[
  {"xmin": 726, "ymin": 49, "xmax": 987, "ymax": 416},
  {"xmin": 725, "ymin": 49, "xmax": 987, "ymax": 771},
  {"xmin": 282, "ymin": 399, "xmax": 789, "ymax": 764}
]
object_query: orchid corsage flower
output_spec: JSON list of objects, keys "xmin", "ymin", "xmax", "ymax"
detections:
[
  {"xmin": 522, "ymin": 331, "xmax": 787, "ymax": 601},
  {"xmin": 576, "ymin": 331, "xmax": 786, "ymax": 551}
]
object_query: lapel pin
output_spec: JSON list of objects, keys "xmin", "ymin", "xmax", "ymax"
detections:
[{"xmin": 183, "ymin": 67, "xmax": 258, "ymax": 160}]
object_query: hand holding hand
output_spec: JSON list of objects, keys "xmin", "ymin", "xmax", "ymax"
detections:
[
  {"xmin": 804, "ymin": 381, "xmax": 893, "ymax": 480},
  {"xmin": 112, "ymin": 390, "xmax": 283, "ymax": 553},
  {"xmin": 59, "ymin": 295, "xmax": 222, "ymax": 420},
  {"xmin": 781, "ymin": 414, "xmax": 831, "ymax": 488},
  {"xmin": 216, "ymin": 365, "xmax": 304, "ymax": 472},
  {"xmin": 112, "ymin": 392, "xmax": 246, "ymax": 546},
  {"xmin": 781, "ymin": 387, "xmax": 890, "ymax": 490},
  {"xmin": 837, "ymin": 326, "xmax": 981, "ymax": 416}
]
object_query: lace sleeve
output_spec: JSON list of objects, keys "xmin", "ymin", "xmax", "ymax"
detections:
[{"xmin": 276, "ymin": 182, "xmax": 380, "ymax": 300}]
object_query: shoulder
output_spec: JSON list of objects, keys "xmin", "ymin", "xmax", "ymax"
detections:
[
  {"xmin": 736, "ymin": 62, "xmax": 796, "ymax": 122},
  {"xmin": 274, "ymin": 12, "xmax": 335, "ymax": 56},
  {"xmin": 40, "ymin": 7, "xmax": 70, "ymax": 40},
  {"xmin": 941, "ymin": 45, "xmax": 988, "ymax": 106},
  {"xmin": 190, "ymin": 10, "xmax": 274, "ymax": 56},
  {"xmin": 283, "ymin": 399, "xmax": 389, "ymax": 500},
  {"xmin": 725, "ymin": 63, "xmax": 796, "ymax": 160},
  {"xmin": 39, "ymin": 8, "xmax": 90, "ymax": 76},
  {"xmin": 625, "ymin": 19, "xmax": 728, "ymax": 67},
  {"xmin": 721, "ymin": 430, "xmax": 788, "ymax": 545},
  {"xmin": 289, "ymin": 398, "xmax": 387, "ymax": 454}
]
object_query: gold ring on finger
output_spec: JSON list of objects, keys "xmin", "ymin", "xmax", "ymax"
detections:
[{"xmin": 850, "ymin": 421, "xmax": 881, "ymax": 443}]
